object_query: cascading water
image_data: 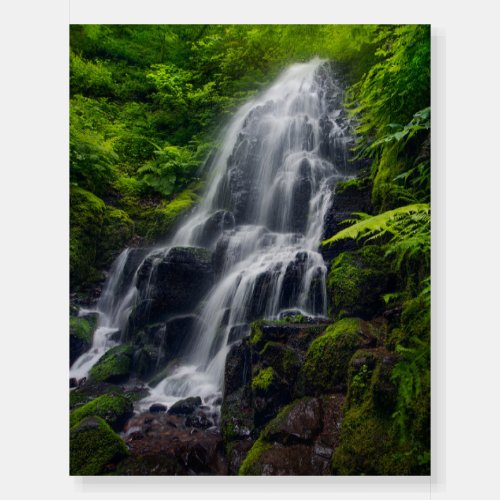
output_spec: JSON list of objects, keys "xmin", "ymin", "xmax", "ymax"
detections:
[{"xmin": 71, "ymin": 58, "xmax": 354, "ymax": 415}]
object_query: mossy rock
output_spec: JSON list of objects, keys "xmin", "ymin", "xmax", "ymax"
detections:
[
  {"xmin": 69, "ymin": 380, "xmax": 127, "ymax": 409},
  {"xmin": 70, "ymin": 186, "xmax": 133, "ymax": 291},
  {"xmin": 69, "ymin": 315, "xmax": 97, "ymax": 365},
  {"xmin": 258, "ymin": 341, "xmax": 301, "ymax": 383},
  {"xmin": 220, "ymin": 386, "xmax": 255, "ymax": 443},
  {"xmin": 89, "ymin": 345, "xmax": 134, "ymax": 383},
  {"xmin": 70, "ymin": 186, "xmax": 106, "ymax": 289},
  {"xmin": 299, "ymin": 318, "xmax": 374, "ymax": 396},
  {"xmin": 70, "ymin": 393, "xmax": 133, "ymax": 431},
  {"xmin": 327, "ymin": 245, "xmax": 395, "ymax": 320},
  {"xmin": 251, "ymin": 367, "xmax": 276, "ymax": 393},
  {"xmin": 70, "ymin": 416, "xmax": 128, "ymax": 475},
  {"xmin": 100, "ymin": 206, "xmax": 134, "ymax": 266},
  {"xmin": 331, "ymin": 347, "xmax": 429, "ymax": 475},
  {"xmin": 238, "ymin": 437, "xmax": 272, "ymax": 475},
  {"xmin": 139, "ymin": 185, "xmax": 201, "ymax": 242},
  {"xmin": 334, "ymin": 176, "xmax": 372, "ymax": 196},
  {"xmin": 249, "ymin": 319, "xmax": 326, "ymax": 353},
  {"xmin": 371, "ymin": 143, "xmax": 406, "ymax": 212}
]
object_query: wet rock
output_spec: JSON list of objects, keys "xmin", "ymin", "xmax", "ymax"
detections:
[
  {"xmin": 185, "ymin": 412, "xmax": 212, "ymax": 429},
  {"xmin": 130, "ymin": 247, "xmax": 214, "ymax": 329},
  {"xmin": 200, "ymin": 210, "xmax": 235, "ymax": 246},
  {"xmin": 168, "ymin": 396, "xmax": 202, "ymax": 416},
  {"xmin": 223, "ymin": 339, "xmax": 252, "ymax": 398},
  {"xmin": 119, "ymin": 412, "xmax": 227, "ymax": 475},
  {"xmin": 239, "ymin": 394, "xmax": 345, "ymax": 475},
  {"xmin": 262, "ymin": 397, "xmax": 323, "ymax": 444},
  {"xmin": 70, "ymin": 378, "xmax": 78, "ymax": 388},
  {"xmin": 227, "ymin": 324, "xmax": 250, "ymax": 344},
  {"xmin": 149, "ymin": 403, "xmax": 167, "ymax": 413},
  {"xmin": 321, "ymin": 176, "xmax": 373, "ymax": 263}
]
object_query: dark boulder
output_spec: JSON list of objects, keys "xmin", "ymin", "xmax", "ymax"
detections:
[
  {"xmin": 149, "ymin": 403, "xmax": 167, "ymax": 413},
  {"xmin": 130, "ymin": 247, "xmax": 214, "ymax": 329},
  {"xmin": 321, "ymin": 176, "xmax": 373, "ymax": 263},
  {"xmin": 199, "ymin": 210, "xmax": 235, "ymax": 246},
  {"xmin": 227, "ymin": 324, "xmax": 250, "ymax": 345},
  {"xmin": 168, "ymin": 396, "xmax": 202, "ymax": 416},
  {"xmin": 223, "ymin": 339, "xmax": 252, "ymax": 398},
  {"xmin": 118, "ymin": 411, "xmax": 227, "ymax": 475}
]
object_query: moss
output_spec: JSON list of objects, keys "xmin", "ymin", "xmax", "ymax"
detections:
[
  {"xmin": 251, "ymin": 367, "xmax": 276, "ymax": 393},
  {"xmin": 238, "ymin": 437, "xmax": 272, "ymax": 475},
  {"xmin": 70, "ymin": 393, "xmax": 133, "ymax": 430},
  {"xmin": 70, "ymin": 186, "xmax": 133, "ymax": 291},
  {"xmin": 100, "ymin": 206, "xmax": 134, "ymax": 265},
  {"xmin": 89, "ymin": 345, "xmax": 134, "ymax": 383},
  {"xmin": 300, "ymin": 318, "xmax": 363, "ymax": 395},
  {"xmin": 140, "ymin": 185, "xmax": 201, "ymax": 242},
  {"xmin": 331, "ymin": 347, "xmax": 429, "ymax": 475},
  {"xmin": 250, "ymin": 320, "xmax": 264, "ymax": 346},
  {"xmin": 69, "ymin": 316, "xmax": 95, "ymax": 345},
  {"xmin": 335, "ymin": 175, "xmax": 371, "ymax": 196},
  {"xmin": 220, "ymin": 387, "xmax": 255, "ymax": 444},
  {"xmin": 70, "ymin": 186, "xmax": 106, "ymax": 289},
  {"xmin": 371, "ymin": 143, "xmax": 406, "ymax": 212},
  {"xmin": 259, "ymin": 341, "xmax": 301, "ymax": 382},
  {"xmin": 70, "ymin": 416, "xmax": 128, "ymax": 475},
  {"xmin": 327, "ymin": 245, "xmax": 394, "ymax": 319}
]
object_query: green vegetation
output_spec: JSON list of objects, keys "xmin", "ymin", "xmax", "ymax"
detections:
[
  {"xmin": 70, "ymin": 393, "xmax": 133, "ymax": 430},
  {"xmin": 238, "ymin": 437, "xmax": 272, "ymax": 476},
  {"xmin": 88, "ymin": 345, "xmax": 134, "ymax": 383},
  {"xmin": 69, "ymin": 316, "xmax": 95, "ymax": 346},
  {"xmin": 251, "ymin": 367, "xmax": 276, "ymax": 392},
  {"xmin": 301, "ymin": 318, "xmax": 364, "ymax": 394},
  {"xmin": 70, "ymin": 416, "xmax": 128, "ymax": 475},
  {"xmin": 327, "ymin": 245, "xmax": 395, "ymax": 319}
]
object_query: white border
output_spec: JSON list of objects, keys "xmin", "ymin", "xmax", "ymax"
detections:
[{"xmin": 3, "ymin": 1, "xmax": 500, "ymax": 499}]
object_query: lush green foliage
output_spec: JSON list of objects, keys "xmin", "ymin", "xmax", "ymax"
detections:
[
  {"xmin": 70, "ymin": 416, "xmax": 128, "ymax": 475},
  {"xmin": 70, "ymin": 393, "xmax": 133, "ymax": 430}
]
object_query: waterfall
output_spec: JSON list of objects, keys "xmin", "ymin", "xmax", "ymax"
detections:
[{"xmin": 71, "ymin": 58, "xmax": 354, "ymax": 412}]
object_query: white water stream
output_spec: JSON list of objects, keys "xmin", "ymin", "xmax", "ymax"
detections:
[{"xmin": 71, "ymin": 58, "xmax": 352, "ymax": 413}]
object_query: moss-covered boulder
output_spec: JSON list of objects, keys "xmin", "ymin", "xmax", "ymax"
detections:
[
  {"xmin": 239, "ymin": 395, "xmax": 344, "ymax": 475},
  {"xmin": 70, "ymin": 186, "xmax": 106, "ymax": 289},
  {"xmin": 251, "ymin": 365, "xmax": 291, "ymax": 426},
  {"xmin": 331, "ymin": 346, "xmax": 429, "ymax": 475},
  {"xmin": 89, "ymin": 345, "xmax": 134, "ymax": 383},
  {"xmin": 70, "ymin": 393, "xmax": 133, "ymax": 431},
  {"xmin": 299, "ymin": 318, "xmax": 379, "ymax": 396},
  {"xmin": 70, "ymin": 186, "xmax": 134, "ymax": 291},
  {"xmin": 70, "ymin": 416, "xmax": 128, "ymax": 475},
  {"xmin": 69, "ymin": 315, "xmax": 97, "ymax": 365},
  {"xmin": 249, "ymin": 320, "xmax": 326, "ymax": 353},
  {"xmin": 327, "ymin": 245, "xmax": 396, "ymax": 319},
  {"xmin": 258, "ymin": 341, "xmax": 301, "ymax": 384}
]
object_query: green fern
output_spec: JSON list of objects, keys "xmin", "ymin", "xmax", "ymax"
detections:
[{"xmin": 322, "ymin": 203, "xmax": 429, "ymax": 246}]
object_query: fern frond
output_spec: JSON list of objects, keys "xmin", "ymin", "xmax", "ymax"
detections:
[{"xmin": 322, "ymin": 203, "xmax": 429, "ymax": 246}]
